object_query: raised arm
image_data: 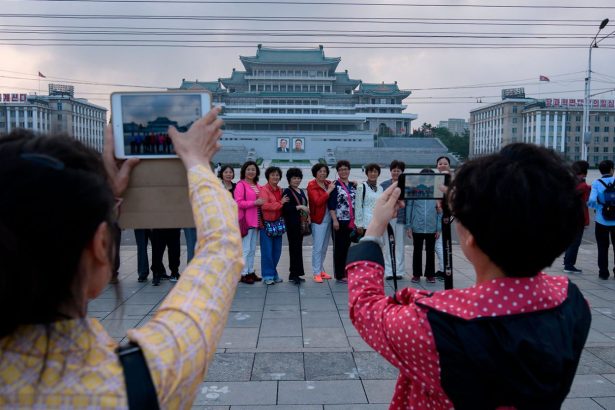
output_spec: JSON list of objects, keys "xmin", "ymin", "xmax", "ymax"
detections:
[{"xmin": 127, "ymin": 108, "xmax": 244, "ymax": 408}]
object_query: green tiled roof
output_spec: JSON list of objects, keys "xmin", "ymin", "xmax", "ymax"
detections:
[
  {"xmin": 220, "ymin": 70, "xmax": 247, "ymax": 86},
  {"xmin": 357, "ymin": 82, "xmax": 411, "ymax": 98},
  {"xmin": 335, "ymin": 72, "xmax": 361, "ymax": 87},
  {"xmin": 178, "ymin": 80, "xmax": 220, "ymax": 92},
  {"xmin": 240, "ymin": 46, "xmax": 341, "ymax": 68}
]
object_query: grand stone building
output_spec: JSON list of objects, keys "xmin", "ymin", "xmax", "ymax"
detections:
[
  {"xmin": 0, "ymin": 84, "xmax": 107, "ymax": 152},
  {"xmin": 175, "ymin": 45, "xmax": 417, "ymax": 162},
  {"xmin": 470, "ymin": 89, "xmax": 615, "ymax": 165}
]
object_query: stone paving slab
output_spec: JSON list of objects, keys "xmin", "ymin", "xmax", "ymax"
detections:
[
  {"xmin": 194, "ymin": 382, "xmax": 278, "ymax": 406},
  {"xmin": 91, "ymin": 242, "xmax": 615, "ymax": 408},
  {"xmin": 252, "ymin": 353, "xmax": 305, "ymax": 381},
  {"xmin": 277, "ymin": 381, "xmax": 367, "ymax": 405}
]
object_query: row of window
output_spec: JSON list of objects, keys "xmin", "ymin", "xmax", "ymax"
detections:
[
  {"xmin": 224, "ymin": 123, "xmax": 359, "ymax": 131},
  {"xmin": 250, "ymin": 69, "xmax": 330, "ymax": 78},
  {"xmin": 249, "ymin": 84, "xmax": 333, "ymax": 93}
]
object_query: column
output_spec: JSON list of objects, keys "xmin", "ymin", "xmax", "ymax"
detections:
[
  {"xmin": 535, "ymin": 113, "xmax": 542, "ymax": 145},
  {"xmin": 6, "ymin": 108, "xmax": 11, "ymax": 133},
  {"xmin": 32, "ymin": 107, "xmax": 38, "ymax": 132},
  {"xmin": 560, "ymin": 112, "xmax": 566, "ymax": 153},
  {"xmin": 545, "ymin": 111, "xmax": 550, "ymax": 148}
]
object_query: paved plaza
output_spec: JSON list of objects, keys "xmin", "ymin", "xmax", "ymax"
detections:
[{"xmin": 89, "ymin": 238, "xmax": 615, "ymax": 409}]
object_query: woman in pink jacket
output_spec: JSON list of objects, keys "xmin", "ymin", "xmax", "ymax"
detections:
[{"xmin": 234, "ymin": 161, "xmax": 264, "ymax": 284}]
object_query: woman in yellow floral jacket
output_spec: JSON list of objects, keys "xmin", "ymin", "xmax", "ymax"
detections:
[{"xmin": 0, "ymin": 107, "xmax": 243, "ymax": 409}]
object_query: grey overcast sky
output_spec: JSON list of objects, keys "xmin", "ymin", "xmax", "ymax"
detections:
[{"xmin": 1, "ymin": 0, "xmax": 615, "ymax": 127}]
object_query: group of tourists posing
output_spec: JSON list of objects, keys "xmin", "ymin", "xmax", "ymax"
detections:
[{"xmin": 229, "ymin": 156, "xmax": 452, "ymax": 285}]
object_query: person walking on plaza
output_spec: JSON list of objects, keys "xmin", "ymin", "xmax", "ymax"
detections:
[
  {"xmin": 355, "ymin": 162, "xmax": 384, "ymax": 246},
  {"xmin": 235, "ymin": 161, "xmax": 264, "ymax": 284},
  {"xmin": 406, "ymin": 168, "xmax": 442, "ymax": 283},
  {"xmin": 434, "ymin": 155, "xmax": 451, "ymax": 280},
  {"xmin": 135, "ymin": 228, "xmax": 152, "ymax": 282},
  {"xmin": 150, "ymin": 228, "xmax": 181, "ymax": 285},
  {"xmin": 346, "ymin": 143, "xmax": 590, "ymax": 409},
  {"xmin": 0, "ymin": 107, "xmax": 244, "ymax": 408},
  {"xmin": 588, "ymin": 159, "xmax": 615, "ymax": 280},
  {"xmin": 380, "ymin": 160, "xmax": 407, "ymax": 279},
  {"xmin": 563, "ymin": 160, "xmax": 590, "ymax": 274},
  {"xmin": 328, "ymin": 160, "xmax": 356, "ymax": 283},
  {"xmin": 283, "ymin": 168, "xmax": 309, "ymax": 284},
  {"xmin": 260, "ymin": 166, "xmax": 289, "ymax": 285},
  {"xmin": 307, "ymin": 163, "xmax": 335, "ymax": 282}
]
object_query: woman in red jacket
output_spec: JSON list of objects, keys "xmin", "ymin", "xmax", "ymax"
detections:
[
  {"xmin": 259, "ymin": 166, "xmax": 289, "ymax": 285},
  {"xmin": 307, "ymin": 163, "xmax": 336, "ymax": 282}
]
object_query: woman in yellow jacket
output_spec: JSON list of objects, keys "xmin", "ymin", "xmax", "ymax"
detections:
[{"xmin": 0, "ymin": 107, "xmax": 243, "ymax": 409}]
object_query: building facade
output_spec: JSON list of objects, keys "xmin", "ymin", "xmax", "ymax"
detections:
[
  {"xmin": 470, "ymin": 90, "xmax": 615, "ymax": 165},
  {"xmin": 0, "ymin": 85, "xmax": 107, "ymax": 152},
  {"xmin": 175, "ymin": 45, "xmax": 417, "ymax": 161},
  {"xmin": 438, "ymin": 118, "xmax": 469, "ymax": 136}
]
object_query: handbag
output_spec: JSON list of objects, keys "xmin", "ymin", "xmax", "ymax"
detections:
[
  {"xmin": 288, "ymin": 188, "xmax": 312, "ymax": 236},
  {"xmin": 264, "ymin": 217, "xmax": 286, "ymax": 237}
]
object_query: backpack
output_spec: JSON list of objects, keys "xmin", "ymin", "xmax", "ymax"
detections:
[{"xmin": 598, "ymin": 179, "xmax": 615, "ymax": 220}]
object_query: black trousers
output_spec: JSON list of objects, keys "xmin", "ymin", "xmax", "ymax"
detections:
[
  {"xmin": 332, "ymin": 221, "xmax": 352, "ymax": 280},
  {"xmin": 595, "ymin": 222, "xmax": 615, "ymax": 278},
  {"xmin": 151, "ymin": 228, "xmax": 181, "ymax": 278},
  {"xmin": 287, "ymin": 224, "xmax": 305, "ymax": 279},
  {"xmin": 412, "ymin": 233, "xmax": 436, "ymax": 279}
]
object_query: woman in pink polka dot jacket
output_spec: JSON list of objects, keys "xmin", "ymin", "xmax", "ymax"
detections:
[{"xmin": 346, "ymin": 143, "xmax": 591, "ymax": 410}]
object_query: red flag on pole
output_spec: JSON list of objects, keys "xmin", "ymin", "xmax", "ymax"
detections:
[
  {"xmin": 539, "ymin": 75, "xmax": 550, "ymax": 82},
  {"xmin": 38, "ymin": 71, "xmax": 46, "ymax": 78}
]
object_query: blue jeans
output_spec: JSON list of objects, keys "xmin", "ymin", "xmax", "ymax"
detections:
[
  {"xmin": 134, "ymin": 229, "xmax": 150, "ymax": 278},
  {"xmin": 184, "ymin": 228, "xmax": 197, "ymax": 263},
  {"xmin": 260, "ymin": 232, "xmax": 283, "ymax": 280}
]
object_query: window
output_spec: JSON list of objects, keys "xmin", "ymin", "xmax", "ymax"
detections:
[
  {"xmin": 604, "ymin": 147, "xmax": 609, "ymax": 153},
  {"xmin": 595, "ymin": 126, "xmax": 601, "ymax": 133},
  {"xmin": 605, "ymin": 127, "xmax": 610, "ymax": 133},
  {"xmin": 57, "ymin": 114, "xmax": 62, "ymax": 120},
  {"xmin": 512, "ymin": 118, "xmax": 518, "ymax": 123},
  {"xmin": 576, "ymin": 126, "xmax": 581, "ymax": 132},
  {"xmin": 512, "ymin": 127, "xmax": 517, "ymax": 134},
  {"xmin": 574, "ymin": 147, "xmax": 580, "ymax": 152},
  {"xmin": 576, "ymin": 116, "xmax": 581, "ymax": 121},
  {"xmin": 324, "ymin": 85, "xmax": 331, "ymax": 92},
  {"xmin": 594, "ymin": 147, "xmax": 600, "ymax": 152},
  {"xmin": 257, "ymin": 84, "xmax": 264, "ymax": 91},
  {"xmin": 605, "ymin": 136, "xmax": 610, "ymax": 143},
  {"xmin": 265, "ymin": 85, "xmax": 271, "ymax": 91},
  {"xmin": 57, "ymin": 103, "xmax": 62, "ymax": 111}
]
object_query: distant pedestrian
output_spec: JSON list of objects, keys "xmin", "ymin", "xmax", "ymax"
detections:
[
  {"xmin": 328, "ymin": 160, "xmax": 356, "ymax": 282},
  {"xmin": 406, "ymin": 169, "xmax": 442, "ymax": 283},
  {"xmin": 563, "ymin": 160, "xmax": 590, "ymax": 274},
  {"xmin": 434, "ymin": 155, "xmax": 452, "ymax": 280},
  {"xmin": 283, "ymin": 168, "xmax": 309, "ymax": 284},
  {"xmin": 259, "ymin": 166, "xmax": 289, "ymax": 285},
  {"xmin": 588, "ymin": 159, "xmax": 615, "ymax": 280},
  {"xmin": 307, "ymin": 164, "xmax": 335, "ymax": 282},
  {"xmin": 381, "ymin": 160, "xmax": 407, "ymax": 279},
  {"xmin": 235, "ymin": 161, "xmax": 264, "ymax": 284}
]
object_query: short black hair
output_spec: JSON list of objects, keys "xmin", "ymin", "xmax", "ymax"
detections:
[
  {"xmin": 436, "ymin": 156, "xmax": 451, "ymax": 166},
  {"xmin": 336, "ymin": 160, "xmax": 351, "ymax": 170},
  {"xmin": 450, "ymin": 143, "xmax": 583, "ymax": 278},
  {"xmin": 599, "ymin": 160, "xmax": 614, "ymax": 175},
  {"xmin": 389, "ymin": 160, "xmax": 406, "ymax": 172},
  {"xmin": 240, "ymin": 161, "xmax": 260, "ymax": 183},
  {"xmin": 365, "ymin": 163, "xmax": 381, "ymax": 175},
  {"xmin": 265, "ymin": 166, "xmax": 282, "ymax": 181},
  {"xmin": 0, "ymin": 129, "xmax": 115, "ymax": 338},
  {"xmin": 286, "ymin": 167, "xmax": 303, "ymax": 183},
  {"xmin": 311, "ymin": 163, "xmax": 330, "ymax": 178},
  {"xmin": 571, "ymin": 160, "xmax": 589, "ymax": 176},
  {"xmin": 420, "ymin": 168, "xmax": 435, "ymax": 174},
  {"xmin": 217, "ymin": 164, "xmax": 235, "ymax": 180}
]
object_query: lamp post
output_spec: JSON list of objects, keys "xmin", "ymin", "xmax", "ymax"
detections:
[{"xmin": 582, "ymin": 18, "xmax": 609, "ymax": 161}]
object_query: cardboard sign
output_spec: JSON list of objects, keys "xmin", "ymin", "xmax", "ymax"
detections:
[{"xmin": 117, "ymin": 159, "xmax": 195, "ymax": 229}]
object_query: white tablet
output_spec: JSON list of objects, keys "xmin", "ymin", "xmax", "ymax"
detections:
[{"xmin": 111, "ymin": 91, "xmax": 212, "ymax": 159}]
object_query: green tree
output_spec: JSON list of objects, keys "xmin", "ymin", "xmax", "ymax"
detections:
[{"xmin": 435, "ymin": 128, "xmax": 469, "ymax": 159}]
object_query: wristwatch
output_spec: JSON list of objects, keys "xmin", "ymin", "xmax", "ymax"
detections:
[{"xmin": 359, "ymin": 235, "xmax": 384, "ymax": 247}]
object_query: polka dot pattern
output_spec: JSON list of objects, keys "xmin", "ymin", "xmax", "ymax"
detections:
[{"xmin": 347, "ymin": 261, "xmax": 570, "ymax": 410}]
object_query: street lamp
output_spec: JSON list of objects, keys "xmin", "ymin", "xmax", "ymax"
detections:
[{"xmin": 582, "ymin": 18, "xmax": 609, "ymax": 161}]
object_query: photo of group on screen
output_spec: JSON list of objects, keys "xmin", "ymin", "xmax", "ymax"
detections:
[
  {"xmin": 276, "ymin": 137, "xmax": 305, "ymax": 153},
  {"xmin": 126, "ymin": 132, "xmax": 175, "ymax": 155}
]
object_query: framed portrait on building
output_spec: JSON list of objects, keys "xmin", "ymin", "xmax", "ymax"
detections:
[
  {"xmin": 276, "ymin": 137, "xmax": 290, "ymax": 153},
  {"xmin": 292, "ymin": 137, "xmax": 305, "ymax": 153}
]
